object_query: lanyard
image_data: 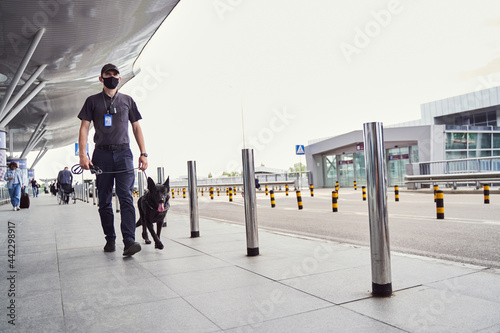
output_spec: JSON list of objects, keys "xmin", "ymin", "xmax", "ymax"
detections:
[{"xmin": 102, "ymin": 91, "xmax": 118, "ymax": 114}]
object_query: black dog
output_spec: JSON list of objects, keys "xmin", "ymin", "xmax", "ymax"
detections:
[{"xmin": 136, "ymin": 177, "xmax": 170, "ymax": 249}]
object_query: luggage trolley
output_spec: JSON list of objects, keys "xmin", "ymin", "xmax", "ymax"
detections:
[{"xmin": 57, "ymin": 184, "xmax": 76, "ymax": 205}]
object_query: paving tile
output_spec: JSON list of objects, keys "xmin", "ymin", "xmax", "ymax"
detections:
[
  {"xmin": 159, "ymin": 266, "xmax": 270, "ymax": 297},
  {"xmin": 280, "ymin": 265, "xmax": 374, "ymax": 304},
  {"xmin": 64, "ymin": 297, "xmax": 222, "ymax": 333},
  {"xmin": 184, "ymin": 280, "xmax": 332, "ymax": 330},
  {"xmin": 225, "ymin": 305, "xmax": 405, "ymax": 333},
  {"xmin": 343, "ymin": 285, "xmax": 500, "ymax": 333},
  {"xmin": 140, "ymin": 253, "xmax": 231, "ymax": 277},
  {"xmin": 425, "ymin": 268, "xmax": 500, "ymax": 304}
]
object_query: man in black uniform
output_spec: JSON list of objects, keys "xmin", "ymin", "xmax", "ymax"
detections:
[{"xmin": 77, "ymin": 63, "xmax": 148, "ymax": 256}]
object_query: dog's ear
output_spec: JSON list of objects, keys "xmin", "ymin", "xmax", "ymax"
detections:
[
  {"xmin": 147, "ymin": 177, "xmax": 156, "ymax": 193},
  {"xmin": 163, "ymin": 176, "xmax": 169, "ymax": 190}
]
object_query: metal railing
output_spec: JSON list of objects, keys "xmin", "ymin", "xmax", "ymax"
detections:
[
  {"xmin": 170, "ymin": 171, "xmax": 311, "ymax": 189},
  {"xmin": 406, "ymin": 156, "xmax": 500, "ymax": 186},
  {"xmin": 418, "ymin": 156, "xmax": 500, "ymax": 175},
  {"xmin": 0, "ymin": 186, "xmax": 10, "ymax": 205}
]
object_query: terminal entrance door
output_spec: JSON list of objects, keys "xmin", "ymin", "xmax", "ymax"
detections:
[
  {"xmin": 323, "ymin": 155, "xmax": 337, "ymax": 187},
  {"xmin": 338, "ymin": 154, "xmax": 354, "ymax": 187},
  {"xmin": 387, "ymin": 147, "xmax": 409, "ymax": 186}
]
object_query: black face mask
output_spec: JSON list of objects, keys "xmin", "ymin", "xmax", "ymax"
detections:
[{"xmin": 102, "ymin": 76, "xmax": 119, "ymax": 89}]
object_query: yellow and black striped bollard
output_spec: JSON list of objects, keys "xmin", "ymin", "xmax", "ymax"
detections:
[
  {"xmin": 226, "ymin": 187, "xmax": 229, "ymax": 196},
  {"xmin": 395, "ymin": 185, "xmax": 399, "ymax": 202},
  {"xmin": 353, "ymin": 181, "xmax": 357, "ymax": 190},
  {"xmin": 332, "ymin": 190, "xmax": 338, "ymax": 212},
  {"xmin": 309, "ymin": 184, "xmax": 314, "ymax": 197},
  {"xmin": 335, "ymin": 181, "xmax": 339, "ymax": 193},
  {"xmin": 434, "ymin": 184, "xmax": 439, "ymax": 202},
  {"xmin": 210, "ymin": 187, "xmax": 214, "ymax": 200},
  {"xmin": 484, "ymin": 185, "xmax": 490, "ymax": 204},
  {"xmin": 234, "ymin": 187, "xmax": 237, "ymax": 196},
  {"xmin": 436, "ymin": 190, "xmax": 444, "ymax": 219},
  {"xmin": 171, "ymin": 189, "xmax": 175, "ymax": 199},
  {"xmin": 296, "ymin": 190, "xmax": 303, "ymax": 210},
  {"xmin": 229, "ymin": 188, "xmax": 233, "ymax": 202},
  {"xmin": 201, "ymin": 188, "xmax": 204, "ymax": 196},
  {"xmin": 285, "ymin": 185, "xmax": 289, "ymax": 196},
  {"xmin": 265, "ymin": 185, "xmax": 268, "ymax": 196},
  {"xmin": 362, "ymin": 186, "xmax": 366, "ymax": 201},
  {"xmin": 270, "ymin": 190, "xmax": 276, "ymax": 208},
  {"xmin": 183, "ymin": 188, "xmax": 186, "ymax": 199},
  {"xmin": 217, "ymin": 188, "xmax": 220, "ymax": 196}
]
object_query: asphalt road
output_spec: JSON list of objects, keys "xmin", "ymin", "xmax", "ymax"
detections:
[{"xmin": 169, "ymin": 187, "xmax": 500, "ymax": 269}]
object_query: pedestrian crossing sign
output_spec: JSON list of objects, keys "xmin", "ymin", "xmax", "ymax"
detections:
[{"xmin": 296, "ymin": 145, "xmax": 305, "ymax": 155}]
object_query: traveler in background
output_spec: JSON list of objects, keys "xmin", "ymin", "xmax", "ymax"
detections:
[
  {"xmin": 3, "ymin": 161, "xmax": 27, "ymax": 211},
  {"xmin": 31, "ymin": 178, "xmax": 39, "ymax": 197},
  {"xmin": 57, "ymin": 166, "xmax": 73, "ymax": 204}
]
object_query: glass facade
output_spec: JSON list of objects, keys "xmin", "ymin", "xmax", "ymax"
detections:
[
  {"xmin": 445, "ymin": 126, "xmax": 500, "ymax": 159},
  {"xmin": 321, "ymin": 147, "xmax": 413, "ymax": 188}
]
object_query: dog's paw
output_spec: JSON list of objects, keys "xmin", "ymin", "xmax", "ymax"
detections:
[
  {"xmin": 145, "ymin": 239, "xmax": 152, "ymax": 244},
  {"xmin": 155, "ymin": 242, "xmax": 164, "ymax": 250}
]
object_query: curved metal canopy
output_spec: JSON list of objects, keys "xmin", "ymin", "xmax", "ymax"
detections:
[{"xmin": 0, "ymin": 0, "xmax": 180, "ymax": 165}]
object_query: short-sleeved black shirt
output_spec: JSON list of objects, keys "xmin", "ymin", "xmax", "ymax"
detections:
[{"xmin": 77, "ymin": 91, "xmax": 142, "ymax": 146}]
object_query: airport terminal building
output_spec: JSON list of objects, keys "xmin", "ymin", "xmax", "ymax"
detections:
[{"xmin": 305, "ymin": 87, "xmax": 500, "ymax": 188}]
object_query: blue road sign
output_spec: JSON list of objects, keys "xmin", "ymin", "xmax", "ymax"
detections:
[{"xmin": 296, "ymin": 145, "xmax": 305, "ymax": 155}]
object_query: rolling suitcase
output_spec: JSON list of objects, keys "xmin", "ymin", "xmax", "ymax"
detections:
[{"xmin": 20, "ymin": 192, "xmax": 30, "ymax": 209}]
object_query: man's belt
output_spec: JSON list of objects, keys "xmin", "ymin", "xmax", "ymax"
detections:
[{"xmin": 96, "ymin": 144, "xmax": 130, "ymax": 151}]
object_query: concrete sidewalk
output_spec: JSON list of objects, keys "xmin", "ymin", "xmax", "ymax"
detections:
[{"xmin": 0, "ymin": 194, "xmax": 499, "ymax": 332}]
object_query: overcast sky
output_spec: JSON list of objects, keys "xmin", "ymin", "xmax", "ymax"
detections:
[{"xmin": 32, "ymin": 0, "xmax": 500, "ymax": 181}]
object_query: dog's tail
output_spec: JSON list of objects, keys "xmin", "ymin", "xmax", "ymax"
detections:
[{"xmin": 136, "ymin": 218, "xmax": 142, "ymax": 227}]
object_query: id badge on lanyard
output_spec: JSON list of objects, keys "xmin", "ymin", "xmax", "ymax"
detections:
[{"xmin": 104, "ymin": 114, "xmax": 112, "ymax": 127}]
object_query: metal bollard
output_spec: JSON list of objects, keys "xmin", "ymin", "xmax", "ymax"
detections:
[
  {"xmin": 242, "ymin": 148, "xmax": 259, "ymax": 256},
  {"xmin": 229, "ymin": 188, "xmax": 233, "ymax": 202},
  {"xmin": 484, "ymin": 185, "xmax": 490, "ymax": 204},
  {"xmin": 92, "ymin": 180, "xmax": 96, "ymax": 205},
  {"xmin": 332, "ymin": 190, "xmax": 338, "ymax": 212},
  {"xmin": 354, "ymin": 180, "xmax": 357, "ymax": 190},
  {"xmin": 335, "ymin": 181, "xmax": 339, "ymax": 193},
  {"xmin": 265, "ymin": 185, "xmax": 268, "ymax": 196},
  {"xmin": 217, "ymin": 188, "xmax": 220, "ymax": 196},
  {"xmin": 296, "ymin": 190, "xmax": 303, "ymax": 210},
  {"xmin": 157, "ymin": 167, "xmax": 165, "ymax": 184},
  {"xmin": 226, "ymin": 187, "xmax": 229, "ymax": 196},
  {"xmin": 285, "ymin": 184, "xmax": 289, "ymax": 196},
  {"xmin": 201, "ymin": 188, "xmax": 204, "ymax": 196},
  {"xmin": 434, "ymin": 184, "xmax": 439, "ymax": 202},
  {"xmin": 115, "ymin": 188, "xmax": 120, "ymax": 213},
  {"xmin": 183, "ymin": 188, "xmax": 186, "ymax": 198},
  {"xmin": 171, "ymin": 189, "xmax": 175, "ymax": 199},
  {"xmin": 395, "ymin": 185, "xmax": 399, "ymax": 202},
  {"xmin": 187, "ymin": 161, "xmax": 200, "ymax": 237},
  {"xmin": 436, "ymin": 190, "xmax": 444, "ymax": 219},
  {"xmin": 210, "ymin": 187, "xmax": 214, "ymax": 200},
  {"xmin": 309, "ymin": 184, "xmax": 314, "ymax": 197},
  {"xmin": 363, "ymin": 121, "xmax": 392, "ymax": 297},
  {"xmin": 234, "ymin": 187, "xmax": 237, "ymax": 196},
  {"xmin": 177, "ymin": 188, "xmax": 180, "ymax": 196},
  {"xmin": 270, "ymin": 190, "xmax": 276, "ymax": 207},
  {"xmin": 362, "ymin": 186, "xmax": 366, "ymax": 201}
]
